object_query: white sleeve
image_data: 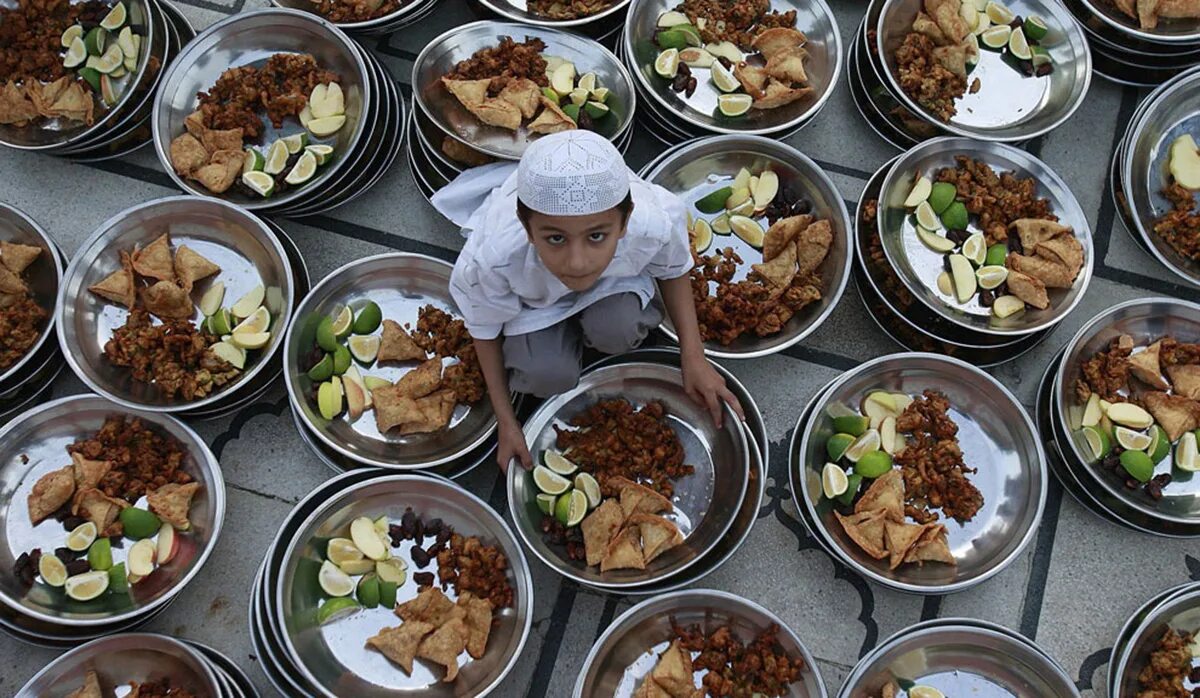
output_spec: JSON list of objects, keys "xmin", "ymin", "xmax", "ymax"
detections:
[
  {"xmin": 449, "ymin": 255, "xmax": 522, "ymax": 341},
  {"xmin": 644, "ymin": 183, "xmax": 694, "ymax": 280}
]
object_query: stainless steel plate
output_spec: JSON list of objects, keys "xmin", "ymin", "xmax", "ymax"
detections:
[
  {"xmin": 15, "ymin": 633, "xmax": 221, "ymax": 697},
  {"xmin": 847, "ymin": 35, "xmax": 920, "ymax": 151},
  {"xmin": 838, "ymin": 621, "xmax": 1079, "ymax": 698},
  {"xmin": 269, "ymin": 0, "xmax": 436, "ymax": 32},
  {"xmin": 0, "ymin": 395, "xmax": 225, "ymax": 625},
  {"xmin": 877, "ymin": 0, "xmax": 1091, "ymax": 141},
  {"xmin": 1054, "ymin": 298, "xmax": 1200, "ymax": 525},
  {"xmin": 0, "ymin": 204, "xmax": 63, "ymax": 388},
  {"xmin": 510, "ymin": 362, "xmax": 748, "ymax": 588},
  {"xmin": 1111, "ymin": 583, "xmax": 1200, "ymax": 696},
  {"xmin": 795, "ymin": 353, "xmax": 1047, "ymax": 594},
  {"xmin": 1107, "ymin": 582, "xmax": 1198, "ymax": 697},
  {"xmin": 574, "ymin": 589, "xmax": 826, "ymax": 697},
  {"xmin": 1078, "ymin": 0, "xmax": 1200, "ymax": 44},
  {"xmin": 1121, "ymin": 67, "xmax": 1200, "ymax": 287},
  {"xmin": 284, "ymin": 253, "xmax": 504, "ymax": 469},
  {"xmin": 187, "ymin": 638, "xmax": 259, "ymax": 698},
  {"xmin": 642, "ymin": 135, "xmax": 853, "ymax": 359},
  {"xmin": 413, "ymin": 20, "xmax": 635, "ymax": 160},
  {"xmin": 477, "ymin": 0, "xmax": 631, "ymax": 27},
  {"xmin": 152, "ymin": 8, "xmax": 371, "ymax": 210},
  {"xmin": 878, "ymin": 137, "xmax": 1093, "ymax": 336},
  {"xmin": 56, "ymin": 196, "xmax": 295, "ymax": 412},
  {"xmin": 276, "ymin": 475, "xmax": 533, "ymax": 697},
  {"xmin": 623, "ymin": 0, "xmax": 841, "ymax": 136}
]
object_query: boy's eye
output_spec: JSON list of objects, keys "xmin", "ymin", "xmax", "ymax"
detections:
[
  {"xmin": 546, "ymin": 234, "xmax": 566, "ymax": 245},
  {"xmin": 588, "ymin": 232, "xmax": 607, "ymax": 242}
]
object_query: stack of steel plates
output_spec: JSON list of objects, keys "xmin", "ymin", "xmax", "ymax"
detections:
[
  {"xmin": 839, "ymin": 617, "xmax": 1080, "ymax": 696},
  {"xmin": 507, "ymin": 361, "xmax": 758, "ymax": 593},
  {"xmin": 285, "ymin": 253, "xmax": 521, "ymax": 478},
  {"xmin": 55, "ymin": 197, "xmax": 306, "ymax": 421},
  {"xmin": 619, "ymin": 0, "xmax": 841, "ymax": 146},
  {"xmin": 1108, "ymin": 582, "xmax": 1200, "ymax": 697},
  {"xmin": 856, "ymin": 138, "xmax": 1091, "ymax": 364},
  {"xmin": 850, "ymin": 0, "xmax": 1091, "ymax": 149},
  {"xmin": 248, "ymin": 471, "xmax": 532, "ymax": 696},
  {"xmin": 789, "ymin": 353, "xmax": 1048, "ymax": 595},
  {"xmin": 14, "ymin": 632, "xmax": 255, "ymax": 696},
  {"xmin": 152, "ymin": 9, "xmax": 405, "ymax": 217},
  {"xmin": 1039, "ymin": 298, "xmax": 1200, "ymax": 538},
  {"xmin": 636, "ymin": 135, "xmax": 853, "ymax": 360},
  {"xmin": 0, "ymin": 204, "xmax": 67, "ymax": 427},
  {"xmin": 1110, "ymin": 67, "xmax": 1200, "ymax": 288},
  {"xmin": 0, "ymin": 0, "xmax": 195, "ymax": 163},
  {"xmin": 271, "ymin": 0, "xmax": 441, "ymax": 36},
  {"xmin": 0, "ymin": 396, "xmax": 224, "ymax": 646},
  {"xmin": 1064, "ymin": 0, "xmax": 1200, "ymax": 85},
  {"xmin": 574, "ymin": 590, "xmax": 827, "ymax": 696},
  {"xmin": 472, "ymin": 0, "xmax": 629, "ymax": 44},
  {"xmin": 408, "ymin": 20, "xmax": 636, "ymax": 203}
]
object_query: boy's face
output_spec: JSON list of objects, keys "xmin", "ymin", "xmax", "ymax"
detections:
[{"xmin": 523, "ymin": 205, "xmax": 631, "ymax": 292}]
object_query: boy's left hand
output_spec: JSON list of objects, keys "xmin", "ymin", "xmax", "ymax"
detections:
[{"xmin": 681, "ymin": 354, "xmax": 745, "ymax": 428}]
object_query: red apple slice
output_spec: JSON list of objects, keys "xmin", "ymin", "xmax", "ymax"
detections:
[{"xmin": 157, "ymin": 522, "xmax": 179, "ymax": 565}]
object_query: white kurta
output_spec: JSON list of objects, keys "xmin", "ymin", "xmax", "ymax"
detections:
[{"xmin": 435, "ymin": 163, "xmax": 692, "ymax": 340}]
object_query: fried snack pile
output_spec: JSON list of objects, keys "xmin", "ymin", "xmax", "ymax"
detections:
[
  {"xmin": 731, "ymin": 27, "xmax": 815, "ymax": 111},
  {"xmin": 691, "ymin": 214, "xmax": 831, "ymax": 345},
  {"xmin": 835, "ymin": 470, "xmax": 956, "ymax": 569},
  {"xmin": 578, "ymin": 477, "xmax": 683, "ymax": 572},
  {"xmin": 65, "ymin": 671, "xmax": 200, "ymax": 698},
  {"xmin": 1110, "ymin": 0, "xmax": 1200, "ymax": 30},
  {"xmin": 0, "ymin": 76, "xmax": 93, "ymax": 127},
  {"xmin": 0, "ymin": 240, "xmax": 46, "ymax": 370},
  {"xmin": 1154, "ymin": 182, "xmax": 1200, "ymax": 262},
  {"xmin": 893, "ymin": 0, "xmax": 978, "ymax": 122},
  {"xmin": 674, "ymin": 0, "xmax": 797, "ymax": 50},
  {"xmin": 527, "ymin": 0, "xmax": 614, "ymax": 20},
  {"xmin": 665, "ymin": 620, "xmax": 805, "ymax": 697},
  {"xmin": 309, "ymin": 0, "xmax": 405, "ymax": 23},
  {"xmin": 894, "ymin": 390, "xmax": 984, "ymax": 524},
  {"xmin": 441, "ymin": 37, "xmax": 577, "ymax": 134},
  {"xmin": 1134, "ymin": 627, "xmax": 1197, "ymax": 698}
]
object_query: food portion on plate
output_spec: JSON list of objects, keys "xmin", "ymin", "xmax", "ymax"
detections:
[
  {"xmin": 168, "ymin": 53, "xmax": 347, "ymax": 197},
  {"xmin": 633, "ymin": 621, "xmax": 803, "ymax": 697},
  {"xmin": 311, "ymin": 508, "xmax": 514, "ymax": 683},
  {"xmin": 307, "ymin": 0, "xmax": 410, "ymax": 23},
  {"xmin": 14, "ymin": 415, "xmax": 202, "ymax": 604},
  {"xmin": 821, "ymin": 389, "xmax": 983, "ymax": 569},
  {"xmin": 440, "ymin": 36, "xmax": 613, "ymax": 136},
  {"xmin": 440, "ymin": 135, "xmax": 494, "ymax": 168},
  {"xmin": 877, "ymin": 681, "xmax": 954, "ymax": 698},
  {"xmin": 1153, "ymin": 134, "xmax": 1200, "ymax": 264},
  {"xmin": 1133, "ymin": 626, "xmax": 1199, "ymax": 698},
  {"xmin": 299, "ymin": 303, "xmax": 486, "ymax": 435},
  {"xmin": 891, "ymin": 0, "xmax": 1055, "ymax": 123},
  {"xmin": 0, "ymin": 241, "xmax": 48, "ymax": 371},
  {"xmin": 897, "ymin": 155, "xmax": 1083, "ymax": 320},
  {"xmin": 684, "ymin": 166, "xmax": 832, "ymax": 345},
  {"xmin": 66, "ymin": 670, "xmax": 199, "ymax": 698},
  {"xmin": 0, "ymin": 0, "xmax": 145, "ymax": 129},
  {"xmin": 1071, "ymin": 333, "xmax": 1200, "ymax": 498},
  {"xmin": 88, "ymin": 233, "xmax": 273, "ymax": 402},
  {"xmin": 650, "ymin": 1, "xmax": 812, "ymax": 118},
  {"xmin": 527, "ymin": 0, "xmax": 615, "ymax": 20},
  {"xmin": 532, "ymin": 399, "xmax": 691, "ymax": 573},
  {"xmin": 1106, "ymin": 0, "xmax": 1200, "ymax": 30}
]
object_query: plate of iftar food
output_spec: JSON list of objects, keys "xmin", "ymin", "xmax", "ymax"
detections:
[
  {"xmin": 276, "ymin": 474, "xmax": 532, "ymax": 697},
  {"xmin": 1121, "ymin": 71, "xmax": 1200, "ymax": 287},
  {"xmin": 413, "ymin": 20, "xmax": 635, "ymax": 160},
  {"xmin": 14, "ymin": 633, "xmax": 221, "ymax": 697},
  {"xmin": 1110, "ymin": 583, "xmax": 1200, "ymax": 698},
  {"xmin": 1081, "ymin": 0, "xmax": 1200, "ymax": 42},
  {"xmin": 796, "ymin": 353, "xmax": 1046, "ymax": 593},
  {"xmin": 510, "ymin": 362, "xmax": 748, "ymax": 588},
  {"xmin": 642, "ymin": 135, "xmax": 851, "ymax": 359},
  {"xmin": 878, "ymin": 137, "xmax": 1091, "ymax": 336},
  {"xmin": 573, "ymin": 589, "xmax": 825, "ymax": 697},
  {"xmin": 875, "ymin": 0, "xmax": 1090, "ymax": 141},
  {"xmin": 624, "ymin": 0, "xmax": 841, "ymax": 134},
  {"xmin": 285, "ymin": 253, "xmax": 513, "ymax": 470},
  {"xmin": 0, "ymin": 204, "xmax": 62, "ymax": 387},
  {"xmin": 0, "ymin": 395, "xmax": 223, "ymax": 625},
  {"xmin": 56, "ymin": 196, "xmax": 294, "ymax": 412},
  {"xmin": 478, "ymin": 0, "xmax": 629, "ymax": 25},
  {"xmin": 1056, "ymin": 298, "xmax": 1200, "ymax": 525},
  {"xmin": 153, "ymin": 9, "xmax": 368, "ymax": 208},
  {"xmin": 0, "ymin": 0, "xmax": 158, "ymax": 149}
]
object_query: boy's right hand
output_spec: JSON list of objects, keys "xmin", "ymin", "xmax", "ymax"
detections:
[{"xmin": 497, "ymin": 419, "xmax": 532, "ymax": 473}]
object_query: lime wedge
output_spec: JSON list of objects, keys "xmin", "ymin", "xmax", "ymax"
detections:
[
  {"xmin": 844, "ymin": 429, "xmax": 881, "ymax": 463},
  {"xmin": 327, "ymin": 537, "xmax": 364, "ymax": 566},
  {"xmin": 578, "ymin": 72, "xmax": 597, "ymax": 92},
  {"xmin": 231, "ymin": 284, "xmax": 265, "ymax": 320},
  {"xmin": 585, "ymin": 101, "xmax": 609, "ymax": 119},
  {"xmin": 355, "ymin": 574, "xmax": 380, "ymax": 608},
  {"xmin": 729, "ymin": 215, "xmax": 764, "ymax": 247},
  {"xmin": 696, "ymin": 186, "xmax": 733, "ymax": 215},
  {"xmin": 985, "ymin": 243, "xmax": 1008, "ymax": 266},
  {"xmin": 65, "ymin": 570, "xmax": 110, "ymax": 601},
  {"xmin": 63, "ymin": 36, "xmax": 87, "ymax": 69},
  {"xmin": 941, "ymin": 201, "xmax": 969, "ymax": 231},
  {"xmin": 376, "ymin": 558, "xmax": 407, "ymax": 585},
  {"xmin": 39, "ymin": 554, "xmax": 67, "ymax": 587},
  {"xmin": 242, "ymin": 147, "xmax": 264, "ymax": 174},
  {"xmin": 591, "ymin": 86, "xmax": 611, "ymax": 103},
  {"xmin": 339, "ymin": 559, "xmax": 374, "ymax": 576},
  {"xmin": 962, "ymin": 233, "xmax": 987, "ymax": 266},
  {"xmin": 100, "ymin": 2, "xmax": 127, "ymax": 30},
  {"xmin": 532, "ymin": 466, "xmax": 571, "ymax": 495},
  {"xmin": 88, "ymin": 44, "xmax": 123, "ymax": 74},
  {"xmin": 555, "ymin": 489, "xmax": 588, "ymax": 527},
  {"xmin": 61, "ymin": 24, "xmax": 83, "ymax": 48},
  {"xmin": 348, "ymin": 335, "xmax": 380, "ymax": 363},
  {"xmin": 980, "ymin": 23, "xmax": 1011, "ymax": 49},
  {"xmin": 976, "ymin": 265, "xmax": 1008, "ymax": 290},
  {"xmin": 1082, "ymin": 426, "xmax": 1111, "ymax": 461},
  {"xmin": 855, "ymin": 450, "xmax": 894, "ymax": 478},
  {"xmin": 832, "ymin": 415, "xmax": 869, "ymax": 437},
  {"xmin": 264, "ymin": 140, "xmax": 290, "ymax": 175},
  {"xmin": 318, "ymin": 560, "xmax": 355, "ymax": 597},
  {"xmin": 305, "ymin": 144, "xmax": 334, "ymax": 166},
  {"xmin": 283, "ymin": 132, "xmax": 310, "ymax": 154},
  {"xmin": 918, "ymin": 227, "xmax": 956, "ymax": 253},
  {"xmin": 67, "ymin": 521, "xmax": 98, "ymax": 552},
  {"xmin": 992, "ymin": 295, "xmax": 1025, "ymax": 319},
  {"xmin": 657, "ymin": 10, "xmax": 690, "ymax": 27},
  {"xmin": 915, "ymin": 201, "xmax": 940, "ymax": 229},
  {"xmin": 937, "ymin": 271, "xmax": 954, "ymax": 296},
  {"xmin": 1176, "ymin": 432, "xmax": 1199, "ymax": 472},
  {"xmin": 536, "ymin": 493, "xmax": 557, "ymax": 516},
  {"xmin": 1114, "ymin": 426, "xmax": 1152, "ymax": 451},
  {"xmin": 308, "ymin": 354, "xmax": 334, "ymax": 383},
  {"xmin": 1008, "ymin": 27, "xmax": 1032, "ymax": 61},
  {"xmin": 119, "ymin": 507, "xmax": 160, "ymax": 539},
  {"xmin": 317, "ymin": 596, "xmax": 361, "ymax": 624},
  {"xmin": 285, "ymin": 150, "xmax": 318, "ymax": 185},
  {"xmin": 711, "ymin": 213, "xmax": 732, "ymax": 235},
  {"xmin": 543, "ymin": 450, "xmax": 578, "ymax": 476},
  {"xmin": 351, "ymin": 301, "xmax": 381, "ymax": 334},
  {"xmin": 87, "ymin": 537, "xmax": 113, "ymax": 571},
  {"xmin": 1120, "ymin": 450, "xmax": 1155, "ymax": 483},
  {"xmin": 242, "ymin": 171, "xmax": 275, "ymax": 198},
  {"xmin": 821, "ymin": 463, "xmax": 849, "ymax": 499},
  {"xmin": 711, "ymin": 60, "xmax": 740, "ymax": 93},
  {"xmin": 84, "ymin": 27, "xmax": 107, "ymax": 56},
  {"xmin": 655, "ymin": 48, "xmax": 680, "ymax": 79},
  {"xmin": 985, "ymin": 0, "xmax": 1015, "ymax": 25},
  {"xmin": 307, "ymin": 115, "xmax": 345, "ymax": 138},
  {"xmin": 210, "ymin": 341, "xmax": 246, "ymax": 369},
  {"xmin": 231, "ymin": 331, "xmax": 270, "ymax": 350},
  {"xmin": 1024, "ymin": 15, "xmax": 1049, "ymax": 41},
  {"xmin": 107, "ymin": 563, "xmax": 128, "ymax": 593},
  {"xmin": 837, "ymin": 473, "xmax": 863, "ymax": 506},
  {"xmin": 1146, "ymin": 425, "xmax": 1170, "ymax": 463},
  {"xmin": 568, "ymin": 87, "xmax": 589, "ymax": 107},
  {"xmin": 330, "ymin": 306, "xmax": 353, "ymax": 338},
  {"xmin": 332, "ymin": 345, "xmax": 351, "ymax": 375},
  {"xmin": 1031, "ymin": 45, "xmax": 1052, "ymax": 68},
  {"xmin": 904, "ymin": 176, "xmax": 932, "ymax": 207},
  {"xmin": 233, "ymin": 306, "xmax": 270, "ymax": 335},
  {"xmin": 826, "ymin": 433, "xmax": 855, "ymax": 462},
  {"xmin": 574, "ymin": 472, "xmax": 602, "ymax": 508},
  {"xmin": 718, "ymin": 93, "xmax": 753, "ymax": 117}
]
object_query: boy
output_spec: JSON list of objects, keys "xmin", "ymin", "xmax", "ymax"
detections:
[{"xmin": 445, "ymin": 130, "xmax": 742, "ymax": 471}]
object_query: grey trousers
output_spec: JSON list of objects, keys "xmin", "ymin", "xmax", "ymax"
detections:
[{"xmin": 504, "ymin": 293, "xmax": 662, "ymax": 397}]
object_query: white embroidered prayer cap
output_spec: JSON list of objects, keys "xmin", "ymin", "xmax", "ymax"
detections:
[{"xmin": 516, "ymin": 130, "xmax": 630, "ymax": 216}]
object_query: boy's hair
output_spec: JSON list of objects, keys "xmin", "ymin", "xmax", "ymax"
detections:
[{"xmin": 517, "ymin": 192, "xmax": 634, "ymax": 230}]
